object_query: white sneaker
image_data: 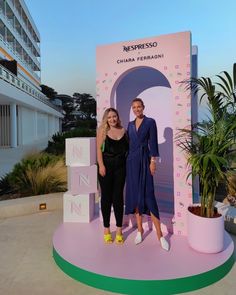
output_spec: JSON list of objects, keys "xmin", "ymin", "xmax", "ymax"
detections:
[
  {"xmin": 160, "ymin": 237, "xmax": 169, "ymax": 251},
  {"xmin": 134, "ymin": 231, "xmax": 143, "ymax": 245}
]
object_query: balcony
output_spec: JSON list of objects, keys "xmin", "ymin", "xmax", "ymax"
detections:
[
  {"xmin": 0, "ymin": 63, "xmax": 60, "ymax": 112},
  {"xmin": 0, "ymin": 33, "xmax": 40, "ymax": 81}
]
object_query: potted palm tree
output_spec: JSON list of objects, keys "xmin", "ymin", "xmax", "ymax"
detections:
[{"xmin": 177, "ymin": 65, "xmax": 236, "ymax": 253}]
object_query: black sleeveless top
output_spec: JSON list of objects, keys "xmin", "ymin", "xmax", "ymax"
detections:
[{"xmin": 103, "ymin": 134, "xmax": 128, "ymax": 158}]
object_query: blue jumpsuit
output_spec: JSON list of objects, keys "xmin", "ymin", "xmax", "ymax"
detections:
[{"xmin": 125, "ymin": 116, "xmax": 160, "ymax": 218}]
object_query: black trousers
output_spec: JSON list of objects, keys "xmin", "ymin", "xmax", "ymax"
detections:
[{"xmin": 98, "ymin": 155, "xmax": 126, "ymax": 228}]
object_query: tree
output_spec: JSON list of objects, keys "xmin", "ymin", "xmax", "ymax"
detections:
[
  {"xmin": 58, "ymin": 93, "xmax": 96, "ymax": 131},
  {"xmin": 56, "ymin": 94, "xmax": 75, "ymax": 131},
  {"xmin": 41, "ymin": 84, "xmax": 57, "ymax": 99},
  {"xmin": 73, "ymin": 93, "xmax": 96, "ymax": 120}
]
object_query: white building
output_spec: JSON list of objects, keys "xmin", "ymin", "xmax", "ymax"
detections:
[{"xmin": 0, "ymin": 0, "xmax": 63, "ymax": 177}]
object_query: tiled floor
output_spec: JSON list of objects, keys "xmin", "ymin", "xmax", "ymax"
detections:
[{"xmin": 0, "ymin": 210, "xmax": 235, "ymax": 295}]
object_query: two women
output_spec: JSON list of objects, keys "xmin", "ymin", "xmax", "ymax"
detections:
[{"xmin": 97, "ymin": 100, "xmax": 169, "ymax": 251}]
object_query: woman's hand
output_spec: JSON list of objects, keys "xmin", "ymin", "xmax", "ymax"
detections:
[
  {"xmin": 149, "ymin": 161, "xmax": 156, "ymax": 176},
  {"xmin": 99, "ymin": 164, "xmax": 106, "ymax": 177}
]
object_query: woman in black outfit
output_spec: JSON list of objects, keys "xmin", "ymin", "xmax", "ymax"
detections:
[{"xmin": 97, "ymin": 108, "xmax": 128, "ymax": 244}]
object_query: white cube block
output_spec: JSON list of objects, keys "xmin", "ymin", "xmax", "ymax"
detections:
[
  {"xmin": 68, "ymin": 165, "xmax": 97, "ymax": 195},
  {"xmin": 63, "ymin": 191, "xmax": 95, "ymax": 223},
  {"xmin": 66, "ymin": 137, "xmax": 96, "ymax": 166}
]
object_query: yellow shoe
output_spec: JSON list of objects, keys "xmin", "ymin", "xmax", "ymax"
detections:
[
  {"xmin": 115, "ymin": 234, "xmax": 124, "ymax": 245},
  {"xmin": 104, "ymin": 233, "xmax": 113, "ymax": 244}
]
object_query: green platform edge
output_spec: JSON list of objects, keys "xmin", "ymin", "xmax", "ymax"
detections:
[{"xmin": 53, "ymin": 247, "xmax": 234, "ymax": 295}]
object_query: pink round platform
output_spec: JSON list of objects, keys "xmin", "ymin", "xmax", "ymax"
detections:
[{"xmin": 53, "ymin": 217, "xmax": 234, "ymax": 294}]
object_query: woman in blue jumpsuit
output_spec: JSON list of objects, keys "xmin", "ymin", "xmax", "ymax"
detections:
[{"xmin": 125, "ymin": 98, "xmax": 169, "ymax": 251}]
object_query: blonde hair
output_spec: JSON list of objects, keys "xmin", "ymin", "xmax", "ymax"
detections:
[{"xmin": 98, "ymin": 108, "xmax": 122, "ymax": 141}]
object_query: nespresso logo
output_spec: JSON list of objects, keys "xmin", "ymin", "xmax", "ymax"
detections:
[{"xmin": 123, "ymin": 42, "xmax": 158, "ymax": 52}]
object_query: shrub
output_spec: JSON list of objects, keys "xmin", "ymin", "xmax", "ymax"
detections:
[
  {"xmin": 0, "ymin": 152, "xmax": 67, "ymax": 198},
  {"xmin": 45, "ymin": 128, "xmax": 96, "ymax": 155},
  {"xmin": 0, "ymin": 172, "xmax": 12, "ymax": 196},
  {"xmin": 12, "ymin": 159, "xmax": 67, "ymax": 196}
]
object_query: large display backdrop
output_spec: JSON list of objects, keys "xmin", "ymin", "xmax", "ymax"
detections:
[{"xmin": 96, "ymin": 31, "xmax": 196, "ymax": 235}]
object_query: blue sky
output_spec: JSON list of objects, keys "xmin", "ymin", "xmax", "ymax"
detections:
[{"xmin": 25, "ymin": 0, "xmax": 236, "ymax": 97}]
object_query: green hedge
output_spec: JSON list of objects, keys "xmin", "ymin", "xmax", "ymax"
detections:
[{"xmin": 45, "ymin": 128, "xmax": 96, "ymax": 155}]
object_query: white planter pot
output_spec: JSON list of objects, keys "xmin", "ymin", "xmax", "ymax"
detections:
[{"xmin": 187, "ymin": 207, "xmax": 224, "ymax": 253}]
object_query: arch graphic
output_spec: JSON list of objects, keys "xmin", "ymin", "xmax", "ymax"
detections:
[{"xmin": 96, "ymin": 31, "xmax": 195, "ymax": 235}]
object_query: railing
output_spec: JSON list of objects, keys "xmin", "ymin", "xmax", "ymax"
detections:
[
  {"xmin": 0, "ymin": 34, "xmax": 40, "ymax": 81},
  {"xmin": 0, "ymin": 64, "xmax": 61, "ymax": 112},
  {"xmin": 2, "ymin": 1, "xmax": 40, "ymax": 52},
  {"xmin": 0, "ymin": 8, "xmax": 40, "ymax": 74}
]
